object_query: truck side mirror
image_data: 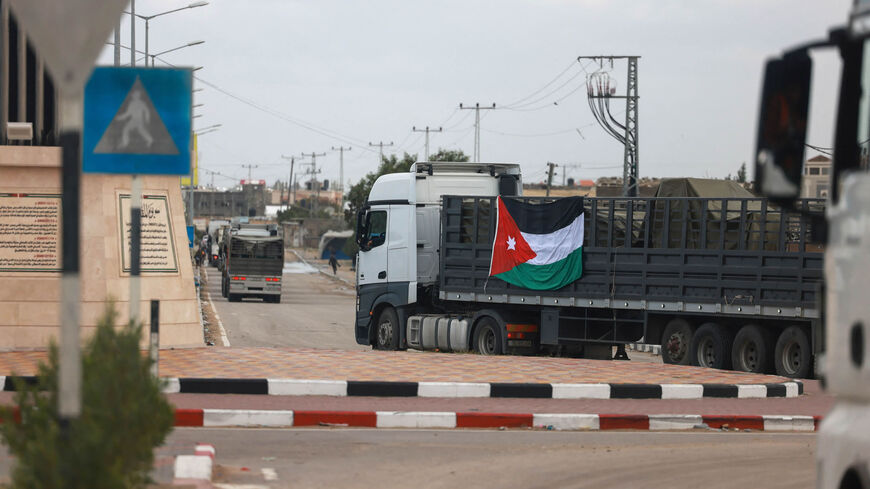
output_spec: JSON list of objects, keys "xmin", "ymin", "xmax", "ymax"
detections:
[
  {"xmin": 356, "ymin": 207, "xmax": 370, "ymax": 251},
  {"xmin": 754, "ymin": 52, "xmax": 812, "ymax": 203}
]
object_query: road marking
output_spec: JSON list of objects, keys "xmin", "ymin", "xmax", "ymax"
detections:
[
  {"xmin": 261, "ymin": 468, "xmax": 278, "ymax": 481},
  {"xmin": 204, "ymin": 276, "xmax": 230, "ymax": 347}
]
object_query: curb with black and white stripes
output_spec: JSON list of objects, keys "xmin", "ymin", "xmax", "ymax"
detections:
[
  {"xmin": 156, "ymin": 378, "xmax": 803, "ymax": 399},
  {"xmin": 173, "ymin": 408, "xmax": 821, "ymax": 432},
  {"xmin": 1, "ymin": 376, "xmax": 804, "ymax": 399}
]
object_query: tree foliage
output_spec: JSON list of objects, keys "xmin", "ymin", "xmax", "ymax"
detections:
[
  {"xmin": 737, "ymin": 162, "xmax": 747, "ymax": 183},
  {"xmin": 0, "ymin": 304, "xmax": 174, "ymax": 489},
  {"xmin": 276, "ymin": 204, "xmax": 333, "ymax": 221},
  {"xmin": 428, "ymin": 148, "xmax": 469, "ymax": 162}
]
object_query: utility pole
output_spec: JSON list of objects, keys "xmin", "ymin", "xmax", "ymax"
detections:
[
  {"xmin": 281, "ymin": 155, "xmax": 296, "ymax": 210},
  {"xmin": 368, "ymin": 141, "xmax": 394, "ymax": 165},
  {"xmin": 301, "ymin": 152, "xmax": 326, "ymax": 215},
  {"xmin": 578, "ymin": 55, "xmax": 640, "ymax": 197},
  {"xmin": 412, "ymin": 126, "xmax": 442, "ymax": 161},
  {"xmin": 331, "ymin": 146, "xmax": 351, "ymax": 208},
  {"xmin": 459, "ymin": 103, "xmax": 496, "ymax": 162},
  {"xmin": 241, "ymin": 163, "xmax": 258, "ymax": 182},
  {"xmin": 546, "ymin": 162, "xmax": 558, "ymax": 197}
]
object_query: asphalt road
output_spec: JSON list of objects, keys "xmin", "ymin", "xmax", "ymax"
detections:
[
  {"xmin": 170, "ymin": 428, "xmax": 817, "ymax": 489},
  {"xmin": 204, "ymin": 263, "xmax": 367, "ymax": 350}
]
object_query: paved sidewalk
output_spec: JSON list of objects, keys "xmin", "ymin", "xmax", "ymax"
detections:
[
  {"xmin": 0, "ymin": 346, "xmax": 798, "ymax": 385},
  {"xmin": 288, "ymin": 247, "xmax": 356, "ymax": 285}
]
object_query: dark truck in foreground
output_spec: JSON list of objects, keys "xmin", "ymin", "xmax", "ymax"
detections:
[
  {"xmin": 220, "ymin": 223, "xmax": 284, "ymax": 303},
  {"xmin": 355, "ymin": 162, "xmax": 823, "ymax": 378}
]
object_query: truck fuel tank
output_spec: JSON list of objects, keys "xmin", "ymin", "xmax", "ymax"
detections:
[{"xmin": 407, "ymin": 315, "xmax": 470, "ymax": 352}]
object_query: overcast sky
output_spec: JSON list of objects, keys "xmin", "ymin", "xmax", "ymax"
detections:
[{"xmin": 97, "ymin": 0, "xmax": 852, "ymax": 189}]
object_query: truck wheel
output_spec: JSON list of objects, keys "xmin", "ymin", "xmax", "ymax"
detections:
[
  {"xmin": 690, "ymin": 323, "xmax": 733, "ymax": 370},
  {"xmin": 374, "ymin": 307, "xmax": 400, "ymax": 350},
  {"xmin": 221, "ymin": 277, "xmax": 228, "ymax": 298},
  {"xmin": 732, "ymin": 324, "xmax": 773, "ymax": 374},
  {"xmin": 661, "ymin": 319, "xmax": 694, "ymax": 365},
  {"xmin": 474, "ymin": 318, "xmax": 503, "ymax": 356},
  {"xmin": 774, "ymin": 326, "xmax": 812, "ymax": 378}
]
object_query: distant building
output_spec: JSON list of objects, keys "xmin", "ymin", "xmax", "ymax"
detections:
[
  {"xmin": 801, "ymin": 155, "xmax": 831, "ymax": 199},
  {"xmin": 269, "ymin": 181, "xmax": 343, "ymax": 207},
  {"xmin": 194, "ymin": 181, "xmax": 267, "ymax": 218}
]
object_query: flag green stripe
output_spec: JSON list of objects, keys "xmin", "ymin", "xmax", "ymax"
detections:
[{"xmin": 494, "ymin": 246, "xmax": 583, "ymax": 291}]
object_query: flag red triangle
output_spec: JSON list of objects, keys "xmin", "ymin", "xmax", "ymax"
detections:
[{"xmin": 490, "ymin": 196, "xmax": 537, "ymax": 276}]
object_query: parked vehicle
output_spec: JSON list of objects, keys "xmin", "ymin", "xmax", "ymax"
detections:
[
  {"xmin": 220, "ymin": 223, "xmax": 284, "ymax": 303},
  {"xmin": 751, "ymin": 2, "xmax": 870, "ymax": 487},
  {"xmin": 354, "ymin": 162, "xmax": 823, "ymax": 378}
]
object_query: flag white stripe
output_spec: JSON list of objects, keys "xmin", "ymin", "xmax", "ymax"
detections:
[{"xmin": 521, "ymin": 214, "xmax": 584, "ymax": 265}]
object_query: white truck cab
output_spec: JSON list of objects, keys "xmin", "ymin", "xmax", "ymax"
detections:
[
  {"xmin": 753, "ymin": 5, "xmax": 870, "ymax": 485},
  {"xmin": 354, "ymin": 162, "xmax": 522, "ymax": 349}
]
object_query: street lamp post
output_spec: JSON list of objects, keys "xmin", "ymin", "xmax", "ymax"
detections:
[
  {"xmin": 126, "ymin": 1, "xmax": 208, "ymax": 67},
  {"xmin": 148, "ymin": 40, "xmax": 205, "ymax": 67}
]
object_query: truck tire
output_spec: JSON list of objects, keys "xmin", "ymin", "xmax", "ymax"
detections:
[
  {"xmin": 732, "ymin": 324, "xmax": 773, "ymax": 374},
  {"xmin": 690, "ymin": 322, "xmax": 733, "ymax": 370},
  {"xmin": 374, "ymin": 307, "xmax": 400, "ymax": 350},
  {"xmin": 474, "ymin": 318, "xmax": 503, "ymax": 356},
  {"xmin": 774, "ymin": 326, "xmax": 812, "ymax": 378},
  {"xmin": 661, "ymin": 319, "xmax": 694, "ymax": 365},
  {"xmin": 221, "ymin": 276, "xmax": 228, "ymax": 298}
]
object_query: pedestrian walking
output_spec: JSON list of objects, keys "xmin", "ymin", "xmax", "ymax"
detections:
[{"xmin": 328, "ymin": 248, "xmax": 340, "ymax": 275}]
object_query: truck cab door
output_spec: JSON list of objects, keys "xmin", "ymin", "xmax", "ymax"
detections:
[{"xmin": 358, "ymin": 206, "xmax": 389, "ymax": 286}]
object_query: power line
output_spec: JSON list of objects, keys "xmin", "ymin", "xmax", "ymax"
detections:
[
  {"xmin": 502, "ymin": 59, "xmax": 581, "ymax": 107},
  {"xmin": 503, "ymin": 64, "xmax": 587, "ymax": 110},
  {"xmin": 480, "ymin": 123, "xmax": 595, "ymax": 138}
]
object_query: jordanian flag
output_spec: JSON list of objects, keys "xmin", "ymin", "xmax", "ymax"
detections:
[{"xmin": 488, "ymin": 196, "xmax": 584, "ymax": 290}]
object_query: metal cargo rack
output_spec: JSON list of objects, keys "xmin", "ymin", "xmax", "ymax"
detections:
[{"xmin": 439, "ymin": 196, "xmax": 824, "ymax": 320}]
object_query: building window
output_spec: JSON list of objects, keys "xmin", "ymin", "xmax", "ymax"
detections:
[
  {"xmin": 809, "ymin": 167, "xmax": 820, "ymax": 175},
  {"xmin": 821, "ymin": 167, "xmax": 829, "ymax": 175}
]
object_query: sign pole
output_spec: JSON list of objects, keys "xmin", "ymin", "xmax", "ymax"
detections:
[
  {"xmin": 59, "ymin": 92, "xmax": 83, "ymax": 419},
  {"xmin": 130, "ymin": 175, "xmax": 142, "ymax": 323}
]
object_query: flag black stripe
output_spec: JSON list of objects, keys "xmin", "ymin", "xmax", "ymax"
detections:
[{"xmin": 501, "ymin": 197, "xmax": 584, "ymax": 235}]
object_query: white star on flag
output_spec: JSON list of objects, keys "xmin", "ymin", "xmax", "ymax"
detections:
[{"xmin": 507, "ymin": 236, "xmax": 516, "ymax": 251}]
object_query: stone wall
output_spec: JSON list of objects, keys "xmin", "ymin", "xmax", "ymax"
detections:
[{"xmin": 0, "ymin": 146, "xmax": 203, "ymax": 349}]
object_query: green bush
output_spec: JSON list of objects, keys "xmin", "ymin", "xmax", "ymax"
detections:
[{"xmin": 0, "ymin": 304, "xmax": 175, "ymax": 489}]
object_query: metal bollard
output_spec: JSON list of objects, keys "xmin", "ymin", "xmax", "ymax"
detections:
[{"xmin": 150, "ymin": 300, "xmax": 159, "ymax": 378}]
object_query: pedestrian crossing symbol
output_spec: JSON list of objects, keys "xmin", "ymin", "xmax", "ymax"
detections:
[{"xmin": 83, "ymin": 67, "xmax": 192, "ymax": 175}]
